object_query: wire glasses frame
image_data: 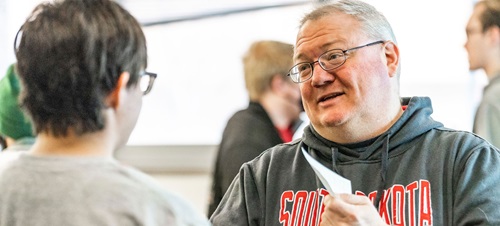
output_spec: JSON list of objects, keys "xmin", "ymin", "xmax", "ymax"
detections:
[
  {"xmin": 287, "ymin": 40, "xmax": 385, "ymax": 83},
  {"xmin": 140, "ymin": 71, "xmax": 157, "ymax": 95}
]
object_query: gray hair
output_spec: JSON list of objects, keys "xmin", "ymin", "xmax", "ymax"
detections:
[{"xmin": 300, "ymin": 0, "xmax": 397, "ymax": 44}]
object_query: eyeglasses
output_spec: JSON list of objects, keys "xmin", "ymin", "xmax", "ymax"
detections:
[
  {"xmin": 287, "ymin": 40, "xmax": 385, "ymax": 83},
  {"xmin": 140, "ymin": 71, "xmax": 157, "ymax": 95}
]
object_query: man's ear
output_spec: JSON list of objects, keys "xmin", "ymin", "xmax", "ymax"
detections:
[
  {"xmin": 384, "ymin": 41, "xmax": 400, "ymax": 78},
  {"xmin": 487, "ymin": 26, "xmax": 500, "ymax": 45},
  {"xmin": 106, "ymin": 72, "xmax": 130, "ymax": 109},
  {"xmin": 270, "ymin": 74, "xmax": 285, "ymax": 93}
]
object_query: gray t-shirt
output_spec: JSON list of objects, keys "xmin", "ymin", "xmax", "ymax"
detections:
[{"xmin": 0, "ymin": 153, "xmax": 210, "ymax": 226}]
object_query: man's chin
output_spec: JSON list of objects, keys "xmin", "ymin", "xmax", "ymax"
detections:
[
  {"xmin": 468, "ymin": 65, "xmax": 481, "ymax": 72},
  {"xmin": 320, "ymin": 115, "xmax": 346, "ymax": 128}
]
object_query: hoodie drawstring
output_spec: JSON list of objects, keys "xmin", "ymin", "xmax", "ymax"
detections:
[
  {"xmin": 373, "ymin": 133, "xmax": 390, "ymax": 208},
  {"xmin": 308, "ymin": 133, "xmax": 390, "ymax": 209},
  {"xmin": 331, "ymin": 147, "xmax": 339, "ymax": 173}
]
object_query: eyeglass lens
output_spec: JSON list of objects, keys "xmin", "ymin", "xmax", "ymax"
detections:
[
  {"xmin": 291, "ymin": 49, "xmax": 346, "ymax": 83},
  {"xmin": 288, "ymin": 40, "xmax": 384, "ymax": 83}
]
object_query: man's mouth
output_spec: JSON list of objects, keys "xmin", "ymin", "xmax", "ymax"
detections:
[{"xmin": 318, "ymin": 92, "xmax": 343, "ymax": 103}]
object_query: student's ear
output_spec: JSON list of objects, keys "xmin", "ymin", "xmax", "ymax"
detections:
[
  {"xmin": 384, "ymin": 41, "xmax": 400, "ymax": 78},
  {"xmin": 106, "ymin": 72, "xmax": 130, "ymax": 109}
]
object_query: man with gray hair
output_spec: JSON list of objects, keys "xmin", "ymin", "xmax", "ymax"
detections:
[{"xmin": 210, "ymin": 0, "xmax": 500, "ymax": 225}]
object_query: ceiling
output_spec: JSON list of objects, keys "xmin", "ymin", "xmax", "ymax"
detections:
[{"xmin": 118, "ymin": 0, "xmax": 312, "ymax": 26}]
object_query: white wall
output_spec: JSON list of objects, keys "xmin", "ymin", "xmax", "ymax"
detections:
[
  {"xmin": 130, "ymin": 0, "xmax": 482, "ymax": 145},
  {"xmin": 371, "ymin": 0, "xmax": 487, "ymax": 131},
  {"xmin": 130, "ymin": 4, "xmax": 312, "ymax": 145},
  {"xmin": 0, "ymin": 0, "xmax": 43, "ymax": 76},
  {"xmin": 0, "ymin": 0, "xmax": 484, "ymax": 146}
]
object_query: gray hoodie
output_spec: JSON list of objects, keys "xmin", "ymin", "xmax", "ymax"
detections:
[{"xmin": 210, "ymin": 96, "xmax": 500, "ymax": 226}]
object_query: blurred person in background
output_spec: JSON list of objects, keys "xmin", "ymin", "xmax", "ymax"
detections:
[
  {"xmin": 465, "ymin": 0, "xmax": 500, "ymax": 147},
  {"xmin": 0, "ymin": 63, "xmax": 34, "ymax": 170},
  {"xmin": 0, "ymin": 63, "xmax": 35, "ymax": 152},
  {"xmin": 208, "ymin": 40, "xmax": 303, "ymax": 216},
  {"xmin": 0, "ymin": 0, "xmax": 210, "ymax": 225},
  {"xmin": 0, "ymin": 137, "xmax": 5, "ymax": 150}
]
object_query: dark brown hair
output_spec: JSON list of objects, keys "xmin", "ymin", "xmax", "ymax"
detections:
[{"xmin": 15, "ymin": 0, "xmax": 147, "ymax": 137}]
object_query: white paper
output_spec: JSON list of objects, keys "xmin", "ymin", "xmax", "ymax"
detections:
[{"xmin": 301, "ymin": 147, "xmax": 352, "ymax": 194}]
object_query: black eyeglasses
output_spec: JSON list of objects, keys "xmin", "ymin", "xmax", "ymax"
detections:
[
  {"xmin": 287, "ymin": 40, "xmax": 385, "ymax": 83},
  {"xmin": 140, "ymin": 71, "xmax": 157, "ymax": 95}
]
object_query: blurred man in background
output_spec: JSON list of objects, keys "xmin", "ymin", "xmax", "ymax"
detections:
[{"xmin": 465, "ymin": 0, "xmax": 500, "ymax": 147}]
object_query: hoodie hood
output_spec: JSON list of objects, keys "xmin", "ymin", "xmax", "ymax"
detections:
[
  {"xmin": 301, "ymin": 96, "xmax": 444, "ymax": 162},
  {"xmin": 301, "ymin": 96, "xmax": 443, "ymax": 207}
]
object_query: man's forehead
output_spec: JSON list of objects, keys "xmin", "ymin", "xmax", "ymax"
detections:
[
  {"xmin": 296, "ymin": 15, "xmax": 360, "ymax": 44},
  {"xmin": 294, "ymin": 26, "xmax": 362, "ymax": 60},
  {"xmin": 466, "ymin": 10, "xmax": 483, "ymax": 30},
  {"xmin": 293, "ymin": 39, "xmax": 346, "ymax": 60}
]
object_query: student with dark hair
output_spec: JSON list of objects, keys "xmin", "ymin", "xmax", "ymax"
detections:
[{"xmin": 0, "ymin": 0, "xmax": 209, "ymax": 225}]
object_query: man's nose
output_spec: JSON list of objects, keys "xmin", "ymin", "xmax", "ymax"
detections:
[{"xmin": 310, "ymin": 63, "xmax": 334, "ymax": 87}]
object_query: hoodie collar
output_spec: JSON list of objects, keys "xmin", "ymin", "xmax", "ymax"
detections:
[
  {"xmin": 301, "ymin": 96, "xmax": 443, "ymax": 208},
  {"xmin": 302, "ymin": 96, "xmax": 443, "ymax": 162}
]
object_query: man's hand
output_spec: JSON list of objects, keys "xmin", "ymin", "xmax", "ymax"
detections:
[{"xmin": 320, "ymin": 194, "xmax": 389, "ymax": 226}]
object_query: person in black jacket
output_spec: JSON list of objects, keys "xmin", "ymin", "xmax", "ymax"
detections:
[{"xmin": 207, "ymin": 40, "xmax": 303, "ymax": 216}]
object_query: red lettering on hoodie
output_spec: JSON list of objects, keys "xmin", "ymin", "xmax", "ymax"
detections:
[
  {"xmin": 419, "ymin": 180, "xmax": 432, "ymax": 226},
  {"xmin": 392, "ymin": 184, "xmax": 406, "ymax": 226},
  {"xmin": 318, "ymin": 189, "xmax": 329, "ymax": 225},
  {"xmin": 406, "ymin": 181, "xmax": 419, "ymax": 226},
  {"xmin": 303, "ymin": 191, "xmax": 317, "ymax": 226},
  {"xmin": 379, "ymin": 188, "xmax": 392, "ymax": 223},
  {"xmin": 278, "ymin": 181, "xmax": 432, "ymax": 226},
  {"xmin": 279, "ymin": 190, "xmax": 293, "ymax": 226},
  {"xmin": 368, "ymin": 190, "xmax": 378, "ymax": 203},
  {"xmin": 279, "ymin": 189, "xmax": 328, "ymax": 226},
  {"xmin": 291, "ymin": 191, "xmax": 308, "ymax": 226}
]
